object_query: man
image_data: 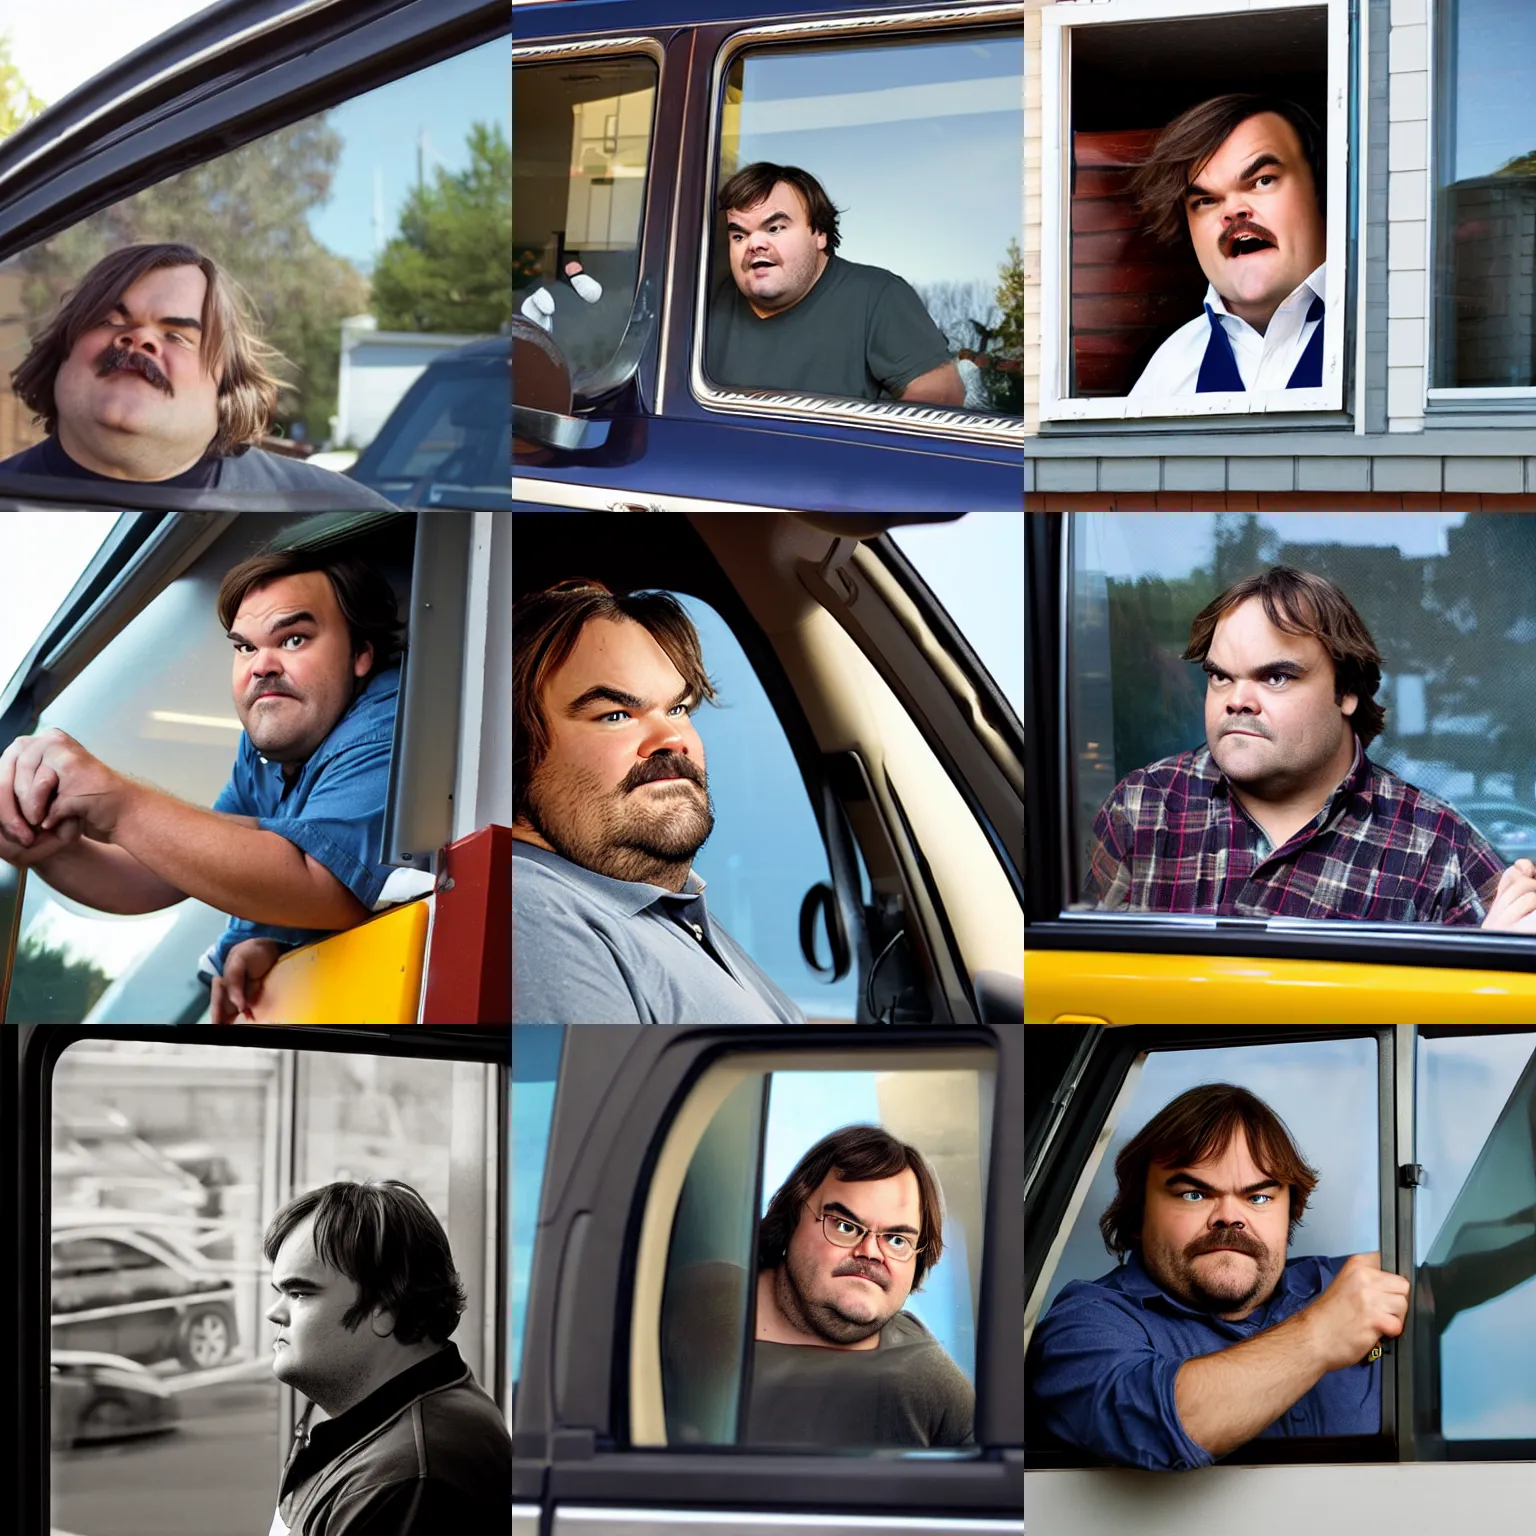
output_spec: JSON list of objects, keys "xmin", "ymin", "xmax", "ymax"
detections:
[
  {"xmin": 665, "ymin": 1124, "xmax": 974, "ymax": 1448},
  {"xmin": 264, "ymin": 1179, "xmax": 510, "ymax": 1533},
  {"xmin": 1027, "ymin": 1084, "xmax": 1408, "ymax": 1470},
  {"xmin": 1126, "ymin": 96, "xmax": 1329, "ymax": 398},
  {"xmin": 0, "ymin": 548, "xmax": 432, "ymax": 1021},
  {"xmin": 2, "ymin": 242, "xmax": 392, "ymax": 504},
  {"xmin": 706, "ymin": 162, "xmax": 965, "ymax": 407},
  {"xmin": 512, "ymin": 578, "xmax": 805, "ymax": 1023},
  {"xmin": 1084, "ymin": 564, "xmax": 1536, "ymax": 930}
]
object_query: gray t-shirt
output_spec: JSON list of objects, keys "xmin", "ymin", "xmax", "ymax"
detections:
[
  {"xmin": 512, "ymin": 841, "xmax": 807, "ymax": 1024},
  {"xmin": 706, "ymin": 254, "xmax": 953, "ymax": 402}
]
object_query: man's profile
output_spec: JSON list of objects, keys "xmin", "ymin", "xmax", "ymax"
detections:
[
  {"xmin": 664, "ymin": 1123, "xmax": 974, "ymax": 1448},
  {"xmin": 1027, "ymin": 1084, "xmax": 1408, "ymax": 1470},
  {"xmin": 706, "ymin": 162, "xmax": 965, "ymax": 407},
  {"xmin": 264, "ymin": 1179, "xmax": 510, "ymax": 1533},
  {"xmin": 1084, "ymin": 564, "xmax": 1536, "ymax": 930},
  {"xmin": 0, "ymin": 546, "xmax": 433, "ymax": 1021},
  {"xmin": 511, "ymin": 578, "xmax": 804, "ymax": 1023},
  {"xmin": 2, "ymin": 242, "xmax": 392, "ymax": 504},
  {"xmin": 1126, "ymin": 95, "xmax": 1328, "ymax": 398}
]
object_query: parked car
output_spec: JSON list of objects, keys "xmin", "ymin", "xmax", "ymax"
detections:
[
  {"xmin": 51, "ymin": 1350, "xmax": 181, "ymax": 1450},
  {"xmin": 52, "ymin": 1216, "xmax": 240, "ymax": 1371}
]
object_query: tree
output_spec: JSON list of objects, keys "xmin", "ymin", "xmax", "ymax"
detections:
[
  {"xmin": 6, "ymin": 933, "xmax": 112, "ymax": 1024},
  {"xmin": 1496, "ymin": 149, "xmax": 1536, "ymax": 177},
  {"xmin": 17, "ymin": 119, "xmax": 369, "ymax": 443},
  {"xmin": 370, "ymin": 122, "xmax": 511, "ymax": 334},
  {"xmin": 0, "ymin": 33, "xmax": 44, "ymax": 140}
]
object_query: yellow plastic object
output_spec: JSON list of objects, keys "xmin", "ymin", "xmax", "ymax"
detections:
[
  {"xmin": 1024, "ymin": 948, "xmax": 1536, "ymax": 1024},
  {"xmin": 251, "ymin": 899, "xmax": 431, "ymax": 1025}
]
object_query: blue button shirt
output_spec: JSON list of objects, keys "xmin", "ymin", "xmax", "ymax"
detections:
[
  {"xmin": 197, "ymin": 663, "xmax": 424, "ymax": 980},
  {"xmin": 1028, "ymin": 1249, "xmax": 1380, "ymax": 1470}
]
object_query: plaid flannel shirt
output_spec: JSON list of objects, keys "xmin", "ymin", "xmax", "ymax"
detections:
[{"xmin": 1085, "ymin": 736, "xmax": 1505, "ymax": 924}]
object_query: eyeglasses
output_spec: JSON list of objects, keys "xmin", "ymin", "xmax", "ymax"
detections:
[{"xmin": 816, "ymin": 1209, "xmax": 924, "ymax": 1265}]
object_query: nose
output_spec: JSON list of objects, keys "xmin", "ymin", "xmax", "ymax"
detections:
[
  {"xmin": 116, "ymin": 327, "xmax": 161, "ymax": 356},
  {"xmin": 850, "ymin": 1227, "xmax": 884, "ymax": 1262},
  {"xmin": 639, "ymin": 715, "xmax": 690, "ymax": 757},
  {"xmin": 266, "ymin": 1299, "xmax": 287, "ymax": 1327},
  {"xmin": 1221, "ymin": 195, "xmax": 1254, "ymax": 225}
]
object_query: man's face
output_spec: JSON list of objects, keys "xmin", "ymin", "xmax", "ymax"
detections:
[
  {"xmin": 52, "ymin": 264, "xmax": 223, "ymax": 477},
  {"xmin": 1203, "ymin": 597, "xmax": 1356, "ymax": 802},
  {"xmin": 1137, "ymin": 1127, "xmax": 1291, "ymax": 1321},
  {"xmin": 782, "ymin": 1168, "xmax": 922, "ymax": 1345},
  {"xmin": 1184, "ymin": 111, "xmax": 1327, "ymax": 330},
  {"xmin": 517, "ymin": 617, "xmax": 715, "ymax": 887},
  {"xmin": 725, "ymin": 182, "xmax": 829, "ymax": 317},
  {"xmin": 229, "ymin": 572, "xmax": 373, "ymax": 769}
]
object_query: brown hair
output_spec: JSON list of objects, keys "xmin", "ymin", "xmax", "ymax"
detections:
[
  {"xmin": 513, "ymin": 579, "xmax": 719, "ymax": 823},
  {"xmin": 1128, "ymin": 94, "xmax": 1326, "ymax": 250},
  {"xmin": 11, "ymin": 242, "xmax": 285, "ymax": 455},
  {"xmin": 217, "ymin": 547, "xmax": 406, "ymax": 683},
  {"xmin": 1099, "ymin": 1084, "xmax": 1320, "ymax": 1262},
  {"xmin": 757, "ymin": 1124, "xmax": 945, "ymax": 1291},
  {"xmin": 263, "ymin": 1180, "xmax": 467, "ymax": 1345},
  {"xmin": 1181, "ymin": 565, "xmax": 1386, "ymax": 748},
  {"xmin": 717, "ymin": 162, "xmax": 842, "ymax": 254}
]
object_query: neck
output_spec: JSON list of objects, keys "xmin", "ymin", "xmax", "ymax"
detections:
[
  {"xmin": 1228, "ymin": 734, "xmax": 1356, "ymax": 843},
  {"xmin": 757, "ymin": 1266, "xmax": 879, "ymax": 1352},
  {"xmin": 319, "ymin": 1339, "xmax": 448, "ymax": 1419},
  {"xmin": 56, "ymin": 421, "xmax": 209, "ymax": 481},
  {"xmin": 511, "ymin": 821, "xmax": 693, "ymax": 893}
]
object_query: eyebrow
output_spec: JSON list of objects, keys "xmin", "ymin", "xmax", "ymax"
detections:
[
  {"xmin": 1187, "ymin": 153, "xmax": 1284, "ymax": 201},
  {"xmin": 726, "ymin": 209, "xmax": 794, "ymax": 234},
  {"xmin": 227, "ymin": 610, "xmax": 320, "ymax": 645},
  {"xmin": 1164, "ymin": 1174, "xmax": 1281, "ymax": 1196},
  {"xmin": 822, "ymin": 1199, "xmax": 920, "ymax": 1237},
  {"xmin": 1201, "ymin": 657, "xmax": 1309, "ymax": 679},
  {"xmin": 269, "ymin": 1276, "xmax": 323, "ymax": 1293},
  {"xmin": 564, "ymin": 683, "xmax": 693, "ymax": 717},
  {"xmin": 110, "ymin": 303, "xmax": 203, "ymax": 331}
]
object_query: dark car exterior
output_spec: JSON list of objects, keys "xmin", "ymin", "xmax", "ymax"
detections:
[{"xmin": 50, "ymin": 1350, "xmax": 182, "ymax": 1450}]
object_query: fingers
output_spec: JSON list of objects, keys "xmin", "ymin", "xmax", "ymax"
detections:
[
  {"xmin": 0, "ymin": 738, "xmax": 32, "ymax": 846},
  {"xmin": 210, "ymin": 977, "xmax": 231, "ymax": 1025},
  {"xmin": 17, "ymin": 761, "xmax": 58, "ymax": 830}
]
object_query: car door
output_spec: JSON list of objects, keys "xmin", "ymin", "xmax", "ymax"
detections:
[
  {"xmin": 513, "ymin": 1022, "xmax": 1022, "ymax": 1535},
  {"xmin": 1024, "ymin": 510, "xmax": 1536, "ymax": 1022},
  {"xmin": 1023, "ymin": 1022, "xmax": 1536, "ymax": 1530}
]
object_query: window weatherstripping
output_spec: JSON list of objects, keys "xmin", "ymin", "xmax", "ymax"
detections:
[
  {"xmin": 690, "ymin": 3, "xmax": 1026, "ymax": 449},
  {"xmin": 1037, "ymin": 0, "xmax": 1350, "ymax": 422}
]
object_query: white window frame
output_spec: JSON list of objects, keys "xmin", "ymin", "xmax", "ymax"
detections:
[{"xmin": 1037, "ymin": 0, "xmax": 1350, "ymax": 422}]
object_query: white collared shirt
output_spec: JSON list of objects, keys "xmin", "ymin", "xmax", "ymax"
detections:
[{"xmin": 1127, "ymin": 263, "xmax": 1326, "ymax": 398}]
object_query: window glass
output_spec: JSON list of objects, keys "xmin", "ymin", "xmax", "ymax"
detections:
[
  {"xmin": 1433, "ymin": 0, "xmax": 1536, "ymax": 389},
  {"xmin": 1035, "ymin": 1037, "xmax": 1380, "ymax": 1320},
  {"xmin": 709, "ymin": 30, "xmax": 1023, "ymax": 415},
  {"xmin": 512, "ymin": 56, "xmax": 657, "ymax": 398},
  {"xmin": 1415, "ymin": 1029, "xmax": 1536, "ymax": 1441},
  {"xmin": 50, "ymin": 1038, "xmax": 497, "ymax": 1535},
  {"xmin": 1065, "ymin": 510, "xmax": 1536, "ymax": 913},
  {"xmin": 8, "ymin": 38, "xmax": 509, "ymax": 477},
  {"xmin": 657, "ymin": 1056, "xmax": 992, "ymax": 1449},
  {"xmin": 676, "ymin": 594, "xmax": 862, "ymax": 1023},
  {"xmin": 511, "ymin": 1024, "xmax": 564, "ymax": 1403}
]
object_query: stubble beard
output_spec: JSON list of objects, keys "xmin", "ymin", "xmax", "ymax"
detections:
[
  {"xmin": 1146, "ymin": 1237, "xmax": 1280, "ymax": 1319},
  {"xmin": 523, "ymin": 764, "xmax": 716, "ymax": 886},
  {"xmin": 774, "ymin": 1249, "xmax": 888, "ymax": 1347}
]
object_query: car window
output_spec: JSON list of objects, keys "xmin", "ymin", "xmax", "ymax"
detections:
[
  {"xmin": 8, "ymin": 36, "xmax": 509, "ymax": 474},
  {"xmin": 49, "ymin": 1037, "xmax": 498, "ymax": 1536},
  {"xmin": 511, "ymin": 1024, "xmax": 564, "ymax": 1406},
  {"xmin": 648, "ymin": 1051, "xmax": 994, "ymax": 1449},
  {"xmin": 1415, "ymin": 1028, "xmax": 1536, "ymax": 1445},
  {"xmin": 705, "ymin": 27, "xmax": 1023, "ymax": 416},
  {"xmin": 512, "ymin": 54, "xmax": 657, "ymax": 398},
  {"xmin": 1064, "ymin": 510, "xmax": 1536, "ymax": 912},
  {"xmin": 675, "ymin": 593, "xmax": 864, "ymax": 1023}
]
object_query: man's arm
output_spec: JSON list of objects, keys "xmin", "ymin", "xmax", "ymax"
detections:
[
  {"xmin": 109, "ymin": 782, "xmax": 368, "ymax": 929},
  {"xmin": 896, "ymin": 360, "xmax": 965, "ymax": 407}
]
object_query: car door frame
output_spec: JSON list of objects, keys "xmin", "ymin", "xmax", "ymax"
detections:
[{"xmin": 512, "ymin": 1023, "xmax": 1023, "ymax": 1527}]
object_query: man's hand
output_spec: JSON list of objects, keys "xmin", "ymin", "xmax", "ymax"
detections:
[
  {"xmin": 210, "ymin": 938, "xmax": 288, "ymax": 1024},
  {"xmin": 1301, "ymin": 1252, "xmax": 1410, "ymax": 1373},
  {"xmin": 1481, "ymin": 859, "xmax": 1536, "ymax": 932},
  {"xmin": 0, "ymin": 728, "xmax": 125, "ymax": 845},
  {"xmin": 0, "ymin": 812, "xmax": 85, "ymax": 869}
]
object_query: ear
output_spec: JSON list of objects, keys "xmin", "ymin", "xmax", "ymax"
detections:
[
  {"xmin": 353, "ymin": 641, "xmax": 375, "ymax": 679},
  {"xmin": 814, "ymin": 228, "xmax": 827, "ymax": 253},
  {"xmin": 1340, "ymin": 692, "xmax": 1358, "ymax": 718}
]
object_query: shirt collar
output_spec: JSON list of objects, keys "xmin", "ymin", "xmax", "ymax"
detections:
[
  {"xmin": 511, "ymin": 839, "xmax": 706, "ymax": 918},
  {"xmin": 1202, "ymin": 262, "xmax": 1327, "ymax": 327}
]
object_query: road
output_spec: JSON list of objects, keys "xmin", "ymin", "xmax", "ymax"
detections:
[{"xmin": 51, "ymin": 1377, "xmax": 280, "ymax": 1536}]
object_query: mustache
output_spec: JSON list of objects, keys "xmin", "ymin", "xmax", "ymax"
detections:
[
  {"xmin": 249, "ymin": 683, "xmax": 299, "ymax": 704},
  {"xmin": 627, "ymin": 755, "xmax": 704, "ymax": 791},
  {"xmin": 95, "ymin": 343, "xmax": 173, "ymax": 394},
  {"xmin": 833, "ymin": 1258, "xmax": 888, "ymax": 1288},
  {"xmin": 1224, "ymin": 721, "xmax": 1268, "ymax": 738},
  {"xmin": 1220, "ymin": 220, "xmax": 1279, "ymax": 258},
  {"xmin": 1188, "ymin": 1230, "xmax": 1265, "ymax": 1260}
]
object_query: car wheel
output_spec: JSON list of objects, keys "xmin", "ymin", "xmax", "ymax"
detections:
[
  {"xmin": 177, "ymin": 1307, "xmax": 232, "ymax": 1369},
  {"xmin": 78, "ymin": 1396, "xmax": 138, "ymax": 1441}
]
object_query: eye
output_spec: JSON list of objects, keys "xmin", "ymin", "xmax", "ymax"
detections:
[
  {"xmin": 885, "ymin": 1234, "xmax": 912, "ymax": 1254},
  {"xmin": 1255, "ymin": 174, "xmax": 1277, "ymax": 187},
  {"xmin": 1178, "ymin": 1190, "xmax": 1205, "ymax": 1202},
  {"xmin": 1265, "ymin": 672, "xmax": 1291, "ymax": 687},
  {"xmin": 1249, "ymin": 1193, "xmax": 1273, "ymax": 1206},
  {"xmin": 598, "ymin": 711, "xmax": 630, "ymax": 723},
  {"xmin": 282, "ymin": 634, "xmax": 306, "ymax": 649},
  {"xmin": 833, "ymin": 1219, "xmax": 861, "ymax": 1238}
]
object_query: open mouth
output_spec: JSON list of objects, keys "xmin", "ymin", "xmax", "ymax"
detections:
[
  {"xmin": 748, "ymin": 259, "xmax": 775, "ymax": 271},
  {"xmin": 1226, "ymin": 233, "xmax": 1276, "ymax": 258}
]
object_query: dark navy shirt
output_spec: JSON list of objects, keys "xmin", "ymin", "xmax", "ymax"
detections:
[
  {"xmin": 197, "ymin": 663, "xmax": 432, "ymax": 980},
  {"xmin": 1028, "ymin": 1250, "xmax": 1380, "ymax": 1471}
]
